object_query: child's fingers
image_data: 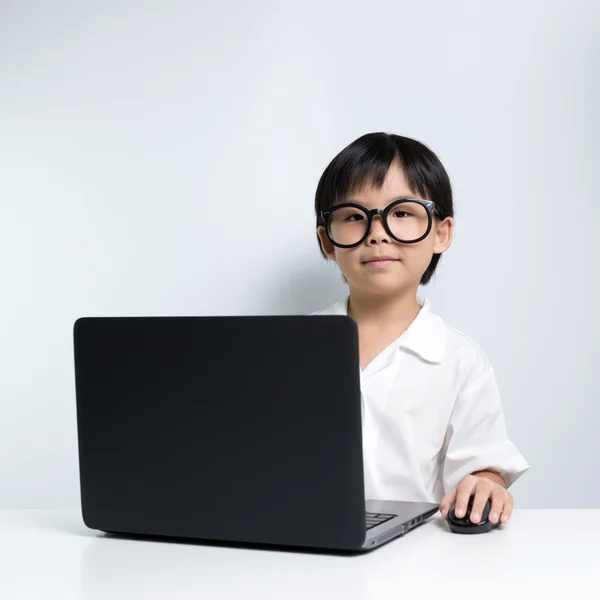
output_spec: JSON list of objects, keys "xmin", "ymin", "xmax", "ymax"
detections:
[
  {"xmin": 454, "ymin": 476, "xmax": 477, "ymax": 518},
  {"xmin": 469, "ymin": 480, "xmax": 493, "ymax": 524},
  {"xmin": 500, "ymin": 494, "xmax": 514, "ymax": 523},
  {"xmin": 488, "ymin": 490, "xmax": 505, "ymax": 524},
  {"xmin": 439, "ymin": 488, "xmax": 457, "ymax": 518}
]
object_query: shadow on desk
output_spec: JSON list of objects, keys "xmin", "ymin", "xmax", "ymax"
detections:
[
  {"xmin": 77, "ymin": 522, "xmax": 445, "ymax": 598},
  {"xmin": 78, "ymin": 531, "xmax": 371, "ymax": 600},
  {"xmin": 76, "ymin": 517, "xmax": 455, "ymax": 599}
]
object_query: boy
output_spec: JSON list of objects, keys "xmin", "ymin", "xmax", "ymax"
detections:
[{"xmin": 313, "ymin": 132, "xmax": 529, "ymax": 525}]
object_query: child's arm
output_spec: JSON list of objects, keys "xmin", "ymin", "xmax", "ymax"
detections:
[{"xmin": 438, "ymin": 361, "xmax": 529, "ymax": 524}]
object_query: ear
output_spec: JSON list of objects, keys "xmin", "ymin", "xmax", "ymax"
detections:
[
  {"xmin": 433, "ymin": 217, "xmax": 454, "ymax": 255},
  {"xmin": 316, "ymin": 226, "xmax": 337, "ymax": 261}
]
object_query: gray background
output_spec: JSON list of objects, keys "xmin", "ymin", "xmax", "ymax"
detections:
[{"xmin": 1, "ymin": 0, "xmax": 599, "ymax": 509}]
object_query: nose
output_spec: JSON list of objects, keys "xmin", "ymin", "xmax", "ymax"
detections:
[{"xmin": 366, "ymin": 214, "xmax": 391, "ymax": 245}]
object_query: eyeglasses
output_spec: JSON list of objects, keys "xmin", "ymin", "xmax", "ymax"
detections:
[{"xmin": 320, "ymin": 199, "xmax": 437, "ymax": 248}]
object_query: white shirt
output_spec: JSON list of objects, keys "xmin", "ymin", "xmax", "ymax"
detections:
[{"xmin": 312, "ymin": 296, "xmax": 529, "ymax": 503}]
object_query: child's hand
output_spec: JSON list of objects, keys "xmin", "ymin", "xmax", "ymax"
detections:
[{"xmin": 439, "ymin": 473, "xmax": 513, "ymax": 525}]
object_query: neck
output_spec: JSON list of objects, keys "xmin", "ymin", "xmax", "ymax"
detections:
[{"xmin": 347, "ymin": 286, "xmax": 421, "ymax": 328}]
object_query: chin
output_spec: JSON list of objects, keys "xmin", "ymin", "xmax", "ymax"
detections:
[{"xmin": 351, "ymin": 275, "xmax": 413, "ymax": 296}]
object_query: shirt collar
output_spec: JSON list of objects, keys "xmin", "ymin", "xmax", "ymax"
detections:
[
  {"xmin": 396, "ymin": 298, "xmax": 447, "ymax": 363},
  {"xmin": 321, "ymin": 296, "xmax": 448, "ymax": 364}
]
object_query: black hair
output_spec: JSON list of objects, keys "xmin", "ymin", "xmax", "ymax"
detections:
[{"xmin": 314, "ymin": 132, "xmax": 454, "ymax": 286}]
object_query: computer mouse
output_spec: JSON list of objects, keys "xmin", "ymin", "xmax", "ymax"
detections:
[{"xmin": 447, "ymin": 495, "xmax": 501, "ymax": 534}]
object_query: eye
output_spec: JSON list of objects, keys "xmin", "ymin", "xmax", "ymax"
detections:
[
  {"xmin": 333, "ymin": 207, "xmax": 365, "ymax": 222},
  {"xmin": 391, "ymin": 209, "xmax": 410, "ymax": 219},
  {"xmin": 345, "ymin": 213, "xmax": 364, "ymax": 222}
]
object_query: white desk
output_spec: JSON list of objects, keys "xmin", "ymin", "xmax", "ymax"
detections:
[{"xmin": 1, "ymin": 510, "xmax": 598, "ymax": 599}]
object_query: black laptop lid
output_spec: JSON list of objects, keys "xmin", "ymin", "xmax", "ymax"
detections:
[{"xmin": 73, "ymin": 314, "xmax": 366, "ymax": 550}]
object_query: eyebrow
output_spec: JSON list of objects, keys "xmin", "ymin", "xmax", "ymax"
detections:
[{"xmin": 343, "ymin": 195, "xmax": 425, "ymax": 204}]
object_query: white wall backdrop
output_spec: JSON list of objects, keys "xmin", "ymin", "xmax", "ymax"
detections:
[{"xmin": 1, "ymin": 0, "xmax": 599, "ymax": 509}]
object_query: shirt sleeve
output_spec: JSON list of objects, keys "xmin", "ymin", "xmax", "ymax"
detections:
[{"xmin": 441, "ymin": 365, "xmax": 529, "ymax": 493}]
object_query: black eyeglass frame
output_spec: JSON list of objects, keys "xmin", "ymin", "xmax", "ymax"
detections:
[{"xmin": 320, "ymin": 198, "xmax": 438, "ymax": 248}]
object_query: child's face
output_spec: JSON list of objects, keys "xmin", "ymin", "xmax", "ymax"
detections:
[{"xmin": 317, "ymin": 162, "xmax": 453, "ymax": 297}]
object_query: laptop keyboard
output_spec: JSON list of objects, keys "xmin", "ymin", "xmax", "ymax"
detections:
[{"xmin": 365, "ymin": 512, "xmax": 396, "ymax": 530}]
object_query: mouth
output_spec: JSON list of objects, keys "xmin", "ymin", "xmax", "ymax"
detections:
[{"xmin": 362, "ymin": 257, "xmax": 401, "ymax": 267}]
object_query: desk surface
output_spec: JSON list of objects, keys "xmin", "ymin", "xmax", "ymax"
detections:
[{"xmin": 1, "ymin": 509, "xmax": 598, "ymax": 599}]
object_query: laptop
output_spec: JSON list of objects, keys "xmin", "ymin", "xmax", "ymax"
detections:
[{"xmin": 73, "ymin": 314, "xmax": 439, "ymax": 552}]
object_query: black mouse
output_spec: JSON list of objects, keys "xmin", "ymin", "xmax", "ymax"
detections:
[{"xmin": 447, "ymin": 495, "xmax": 501, "ymax": 534}]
